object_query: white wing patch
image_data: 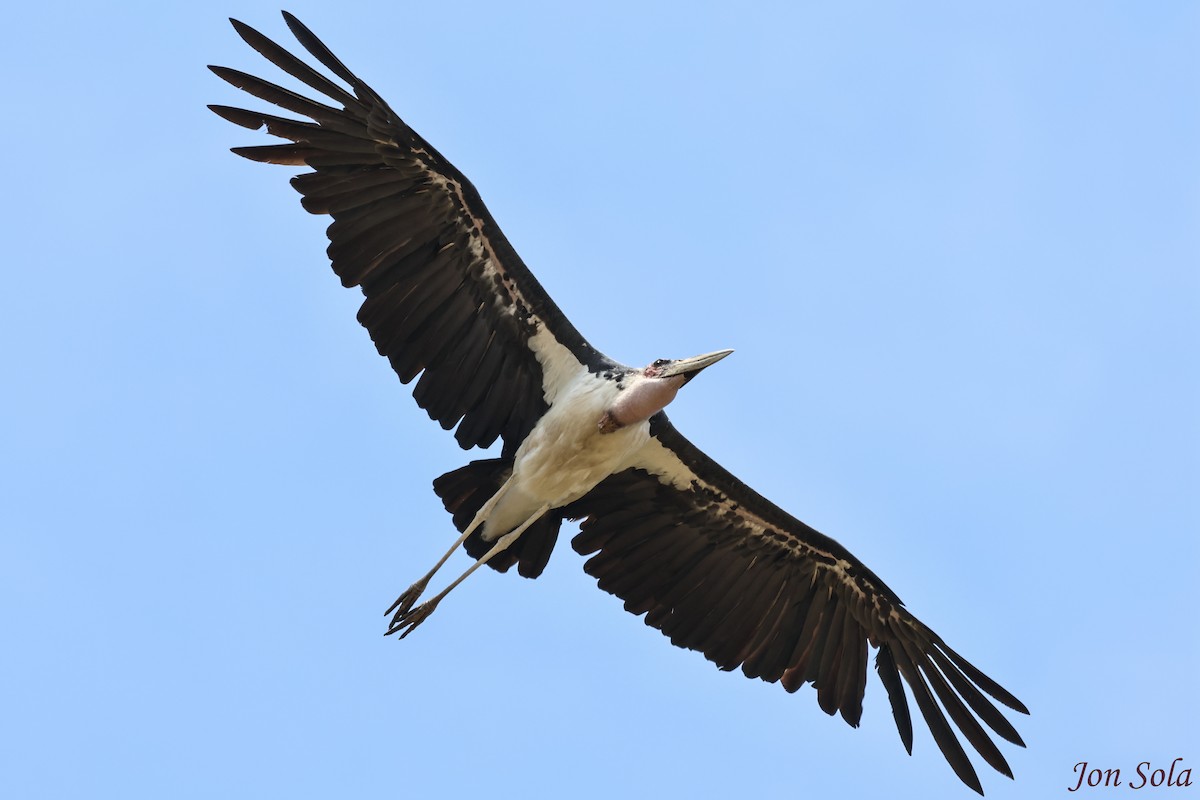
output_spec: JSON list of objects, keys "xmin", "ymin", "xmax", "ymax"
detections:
[
  {"xmin": 528, "ymin": 324, "xmax": 587, "ymax": 406},
  {"xmin": 630, "ymin": 435, "xmax": 703, "ymax": 492}
]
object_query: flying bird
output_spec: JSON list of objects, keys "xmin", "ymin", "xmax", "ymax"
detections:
[{"xmin": 210, "ymin": 12, "xmax": 1028, "ymax": 794}]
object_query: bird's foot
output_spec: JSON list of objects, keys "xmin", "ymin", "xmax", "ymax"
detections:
[
  {"xmin": 384, "ymin": 577, "xmax": 429, "ymax": 620},
  {"xmin": 386, "ymin": 597, "xmax": 440, "ymax": 640}
]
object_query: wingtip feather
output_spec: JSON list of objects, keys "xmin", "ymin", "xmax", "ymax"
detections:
[{"xmin": 208, "ymin": 104, "xmax": 265, "ymax": 130}]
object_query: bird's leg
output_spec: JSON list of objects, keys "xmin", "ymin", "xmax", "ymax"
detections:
[
  {"xmin": 384, "ymin": 479, "xmax": 514, "ymax": 620},
  {"xmin": 387, "ymin": 503, "xmax": 551, "ymax": 639}
]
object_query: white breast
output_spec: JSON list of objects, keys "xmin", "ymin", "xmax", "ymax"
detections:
[{"xmin": 482, "ymin": 370, "xmax": 650, "ymax": 539}]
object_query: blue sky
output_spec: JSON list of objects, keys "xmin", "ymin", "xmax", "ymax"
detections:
[{"xmin": 3, "ymin": 2, "xmax": 1197, "ymax": 797}]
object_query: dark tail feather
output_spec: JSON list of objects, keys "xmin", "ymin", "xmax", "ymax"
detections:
[{"xmin": 432, "ymin": 459, "xmax": 562, "ymax": 579}]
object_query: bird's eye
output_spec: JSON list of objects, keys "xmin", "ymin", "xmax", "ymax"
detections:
[{"xmin": 652, "ymin": 359, "xmax": 668, "ymax": 367}]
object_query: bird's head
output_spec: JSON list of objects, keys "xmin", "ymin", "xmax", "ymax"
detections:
[
  {"xmin": 599, "ymin": 349, "xmax": 733, "ymax": 433},
  {"xmin": 642, "ymin": 349, "xmax": 735, "ymax": 385}
]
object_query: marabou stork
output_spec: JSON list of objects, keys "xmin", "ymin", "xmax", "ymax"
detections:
[{"xmin": 210, "ymin": 12, "xmax": 1028, "ymax": 794}]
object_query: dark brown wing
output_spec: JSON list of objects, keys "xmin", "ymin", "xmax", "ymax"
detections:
[
  {"xmin": 567, "ymin": 413, "xmax": 1028, "ymax": 795},
  {"xmin": 209, "ymin": 13, "xmax": 613, "ymax": 454}
]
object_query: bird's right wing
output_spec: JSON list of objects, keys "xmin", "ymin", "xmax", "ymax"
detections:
[
  {"xmin": 566, "ymin": 414, "xmax": 1029, "ymax": 794},
  {"xmin": 210, "ymin": 13, "xmax": 613, "ymax": 454}
]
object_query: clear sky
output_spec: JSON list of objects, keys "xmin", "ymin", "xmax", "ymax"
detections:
[{"xmin": 2, "ymin": 2, "xmax": 1197, "ymax": 798}]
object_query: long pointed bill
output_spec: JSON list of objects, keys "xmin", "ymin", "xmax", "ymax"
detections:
[{"xmin": 659, "ymin": 349, "xmax": 734, "ymax": 383}]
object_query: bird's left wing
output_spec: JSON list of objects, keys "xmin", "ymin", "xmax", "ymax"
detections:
[
  {"xmin": 566, "ymin": 414, "xmax": 1028, "ymax": 794},
  {"xmin": 209, "ymin": 14, "xmax": 610, "ymax": 454}
]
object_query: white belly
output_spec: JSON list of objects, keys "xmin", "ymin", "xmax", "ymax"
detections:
[{"xmin": 482, "ymin": 373, "xmax": 649, "ymax": 539}]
